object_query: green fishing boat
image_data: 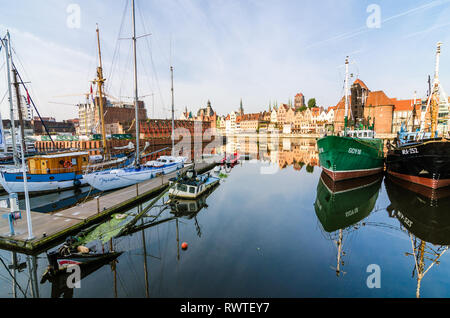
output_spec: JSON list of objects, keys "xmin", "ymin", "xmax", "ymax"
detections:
[{"xmin": 317, "ymin": 57, "xmax": 384, "ymax": 181}]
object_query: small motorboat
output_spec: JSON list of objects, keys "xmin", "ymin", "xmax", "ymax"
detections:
[
  {"xmin": 41, "ymin": 236, "xmax": 122, "ymax": 282},
  {"xmin": 168, "ymin": 168, "xmax": 220, "ymax": 199}
]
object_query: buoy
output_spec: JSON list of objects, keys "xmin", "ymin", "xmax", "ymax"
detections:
[{"xmin": 181, "ymin": 242, "xmax": 188, "ymax": 250}]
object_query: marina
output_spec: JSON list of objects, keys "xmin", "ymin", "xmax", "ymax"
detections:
[
  {"xmin": 0, "ymin": 162, "xmax": 215, "ymax": 253},
  {"xmin": 1, "ymin": 0, "xmax": 450, "ymax": 304},
  {"xmin": 1, "ymin": 141, "xmax": 450, "ymax": 298}
]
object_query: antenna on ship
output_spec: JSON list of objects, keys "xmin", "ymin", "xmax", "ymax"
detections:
[{"xmin": 344, "ymin": 56, "xmax": 349, "ymax": 136}]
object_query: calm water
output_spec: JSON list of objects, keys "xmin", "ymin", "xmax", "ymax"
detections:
[{"xmin": 1, "ymin": 138, "xmax": 450, "ymax": 298}]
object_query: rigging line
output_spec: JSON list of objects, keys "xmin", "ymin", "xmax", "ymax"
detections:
[
  {"xmin": 11, "ymin": 61, "xmax": 55, "ymax": 147},
  {"xmin": 0, "ymin": 256, "xmax": 27, "ymax": 297},
  {"xmin": 106, "ymin": 0, "xmax": 129, "ymax": 93},
  {"xmin": 118, "ymin": 41, "xmax": 134, "ymax": 102},
  {"xmin": 137, "ymin": 2, "xmax": 167, "ymax": 115},
  {"xmin": 136, "ymin": 0, "xmax": 170, "ymax": 67},
  {"xmin": 0, "ymin": 88, "xmax": 8, "ymax": 105}
]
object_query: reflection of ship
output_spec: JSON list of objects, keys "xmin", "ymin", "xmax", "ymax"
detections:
[
  {"xmin": 385, "ymin": 176, "xmax": 450, "ymax": 245},
  {"xmin": 385, "ymin": 176, "xmax": 450, "ymax": 298},
  {"xmin": 315, "ymin": 172, "xmax": 382, "ymax": 233},
  {"xmin": 314, "ymin": 172, "xmax": 382, "ymax": 276},
  {"xmin": 41, "ymin": 250, "xmax": 122, "ymax": 298}
]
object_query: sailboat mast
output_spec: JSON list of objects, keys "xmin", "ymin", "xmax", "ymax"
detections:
[
  {"xmin": 171, "ymin": 66, "xmax": 175, "ymax": 155},
  {"xmin": 344, "ymin": 56, "xmax": 349, "ymax": 135},
  {"xmin": 132, "ymin": 0, "xmax": 140, "ymax": 167},
  {"xmin": 3, "ymin": 31, "xmax": 19, "ymax": 166},
  {"xmin": 95, "ymin": 25, "xmax": 108, "ymax": 158}
]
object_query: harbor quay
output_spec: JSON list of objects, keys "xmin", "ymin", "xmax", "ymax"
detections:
[{"xmin": 0, "ymin": 162, "xmax": 216, "ymax": 254}]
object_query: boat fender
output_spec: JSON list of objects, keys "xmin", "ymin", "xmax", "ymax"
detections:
[{"xmin": 73, "ymin": 179, "xmax": 81, "ymax": 187}]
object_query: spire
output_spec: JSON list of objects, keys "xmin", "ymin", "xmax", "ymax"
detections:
[{"xmin": 239, "ymin": 98, "xmax": 244, "ymax": 115}]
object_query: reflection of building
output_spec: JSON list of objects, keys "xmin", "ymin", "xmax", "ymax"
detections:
[{"xmin": 277, "ymin": 139, "xmax": 318, "ymax": 170}]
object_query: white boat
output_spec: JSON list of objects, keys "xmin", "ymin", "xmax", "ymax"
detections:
[
  {"xmin": 168, "ymin": 169, "xmax": 220, "ymax": 199},
  {"xmin": 83, "ymin": 156, "xmax": 187, "ymax": 192}
]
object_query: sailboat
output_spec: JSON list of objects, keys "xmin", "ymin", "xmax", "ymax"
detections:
[
  {"xmin": 317, "ymin": 57, "xmax": 384, "ymax": 181},
  {"xmin": 0, "ymin": 31, "xmax": 96, "ymax": 194},
  {"xmin": 83, "ymin": 0, "xmax": 186, "ymax": 192},
  {"xmin": 386, "ymin": 42, "xmax": 450, "ymax": 189}
]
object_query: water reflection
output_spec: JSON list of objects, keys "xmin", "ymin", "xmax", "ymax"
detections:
[
  {"xmin": 385, "ymin": 175, "xmax": 450, "ymax": 298},
  {"xmin": 314, "ymin": 172, "xmax": 383, "ymax": 276},
  {"xmin": 3, "ymin": 138, "xmax": 450, "ymax": 298}
]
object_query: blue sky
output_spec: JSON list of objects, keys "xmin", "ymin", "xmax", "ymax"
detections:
[{"xmin": 1, "ymin": 0, "xmax": 450, "ymax": 121}]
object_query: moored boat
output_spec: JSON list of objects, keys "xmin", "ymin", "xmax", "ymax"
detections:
[
  {"xmin": 168, "ymin": 168, "xmax": 220, "ymax": 199},
  {"xmin": 0, "ymin": 151, "xmax": 90, "ymax": 194},
  {"xmin": 83, "ymin": 155, "xmax": 186, "ymax": 192},
  {"xmin": 386, "ymin": 42, "xmax": 450, "ymax": 189},
  {"xmin": 317, "ymin": 57, "xmax": 384, "ymax": 181}
]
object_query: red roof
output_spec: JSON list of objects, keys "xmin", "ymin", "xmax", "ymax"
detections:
[
  {"xmin": 366, "ymin": 91, "xmax": 393, "ymax": 106},
  {"xmin": 393, "ymin": 99, "xmax": 421, "ymax": 112},
  {"xmin": 353, "ymin": 79, "xmax": 369, "ymax": 90}
]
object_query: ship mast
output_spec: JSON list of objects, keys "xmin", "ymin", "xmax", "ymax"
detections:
[
  {"xmin": 132, "ymin": 0, "xmax": 140, "ymax": 167},
  {"xmin": 344, "ymin": 56, "xmax": 349, "ymax": 136},
  {"xmin": 2, "ymin": 31, "xmax": 19, "ymax": 166},
  {"xmin": 171, "ymin": 66, "xmax": 175, "ymax": 156},
  {"xmin": 95, "ymin": 24, "xmax": 108, "ymax": 159},
  {"xmin": 420, "ymin": 42, "xmax": 450, "ymax": 136}
]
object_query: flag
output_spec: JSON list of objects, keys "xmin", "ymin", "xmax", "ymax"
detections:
[
  {"xmin": 26, "ymin": 90, "xmax": 31, "ymax": 105},
  {"xmin": 90, "ymin": 84, "xmax": 95, "ymax": 104}
]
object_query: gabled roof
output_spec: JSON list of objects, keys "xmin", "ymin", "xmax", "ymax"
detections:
[{"xmin": 366, "ymin": 91, "xmax": 394, "ymax": 106}]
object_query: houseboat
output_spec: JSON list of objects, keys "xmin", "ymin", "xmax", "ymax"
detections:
[{"xmin": 0, "ymin": 151, "xmax": 90, "ymax": 194}]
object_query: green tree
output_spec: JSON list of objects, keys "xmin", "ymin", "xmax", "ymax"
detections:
[
  {"xmin": 298, "ymin": 105, "xmax": 307, "ymax": 112},
  {"xmin": 307, "ymin": 98, "xmax": 317, "ymax": 109}
]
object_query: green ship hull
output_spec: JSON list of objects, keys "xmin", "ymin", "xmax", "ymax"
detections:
[{"xmin": 317, "ymin": 135, "xmax": 384, "ymax": 181}]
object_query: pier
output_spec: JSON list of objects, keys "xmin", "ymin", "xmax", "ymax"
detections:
[{"xmin": 0, "ymin": 162, "xmax": 216, "ymax": 254}]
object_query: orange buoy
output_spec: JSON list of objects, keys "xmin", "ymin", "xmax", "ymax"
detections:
[{"xmin": 181, "ymin": 242, "xmax": 188, "ymax": 250}]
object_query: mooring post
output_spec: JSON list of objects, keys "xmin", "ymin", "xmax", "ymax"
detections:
[
  {"xmin": 136, "ymin": 183, "xmax": 139, "ymax": 196},
  {"xmin": 96, "ymin": 196, "xmax": 100, "ymax": 214}
]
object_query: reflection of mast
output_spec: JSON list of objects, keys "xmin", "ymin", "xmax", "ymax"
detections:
[
  {"xmin": 335, "ymin": 230, "xmax": 345, "ymax": 276},
  {"xmin": 141, "ymin": 218, "xmax": 149, "ymax": 298},
  {"xmin": 110, "ymin": 238, "xmax": 118, "ymax": 298},
  {"xmin": 406, "ymin": 233, "xmax": 448, "ymax": 298},
  {"xmin": 176, "ymin": 218, "xmax": 180, "ymax": 261}
]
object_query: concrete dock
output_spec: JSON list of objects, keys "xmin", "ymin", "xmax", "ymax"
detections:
[{"xmin": 0, "ymin": 162, "xmax": 216, "ymax": 254}]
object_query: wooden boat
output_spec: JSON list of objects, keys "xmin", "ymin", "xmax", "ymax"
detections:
[
  {"xmin": 0, "ymin": 151, "xmax": 90, "ymax": 193},
  {"xmin": 168, "ymin": 168, "xmax": 220, "ymax": 199}
]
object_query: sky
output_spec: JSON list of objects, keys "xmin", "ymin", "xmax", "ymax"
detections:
[{"xmin": 1, "ymin": 0, "xmax": 450, "ymax": 121}]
